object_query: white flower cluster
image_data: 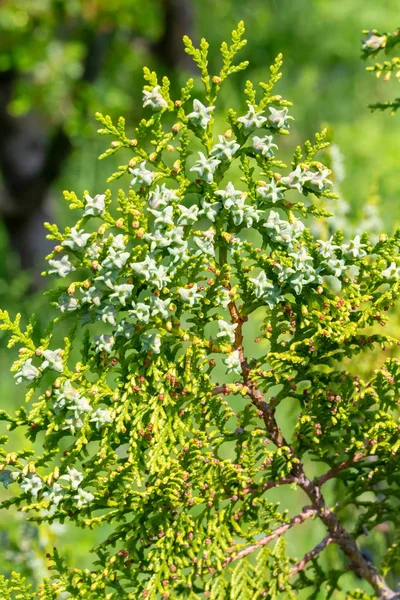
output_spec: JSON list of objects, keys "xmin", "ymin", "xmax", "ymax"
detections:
[
  {"xmin": 14, "ymin": 349, "xmax": 63, "ymax": 385},
  {"xmin": 41, "ymin": 94, "xmax": 363, "ymax": 401},
  {"xmin": 279, "ymin": 165, "xmax": 333, "ymax": 194},
  {"xmin": 0, "ymin": 463, "xmax": 95, "ymax": 514},
  {"xmin": 237, "ymin": 104, "xmax": 293, "ymax": 131},
  {"xmin": 215, "ymin": 182, "xmax": 262, "ymax": 227}
]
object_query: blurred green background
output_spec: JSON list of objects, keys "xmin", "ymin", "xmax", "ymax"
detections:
[{"xmin": 0, "ymin": 0, "xmax": 399, "ymax": 595}]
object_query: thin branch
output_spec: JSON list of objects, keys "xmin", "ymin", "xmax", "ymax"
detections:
[
  {"xmin": 290, "ymin": 536, "xmax": 334, "ymax": 576},
  {"xmin": 262, "ymin": 476, "xmax": 294, "ymax": 491},
  {"xmin": 221, "ymin": 256, "xmax": 397, "ymax": 598},
  {"xmin": 223, "ymin": 507, "xmax": 317, "ymax": 567},
  {"xmin": 317, "ymin": 453, "xmax": 366, "ymax": 486},
  {"xmin": 294, "ymin": 471, "xmax": 398, "ymax": 599}
]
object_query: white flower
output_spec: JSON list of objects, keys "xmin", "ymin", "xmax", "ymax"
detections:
[
  {"xmin": 200, "ymin": 198, "xmax": 221, "ymax": 222},
  {"xmin": 324, "ymin": 258, "xmax": 346, "ymax": 278},
  {"xmin": 148, "ymin": 184, "xmax": 179, "ymax": 209},
  {"xmin": 210, "ymin": 135, "xmax": 240, "ymax": 160},
  {"xmin": 81, "ymin": 286, "xmax": 103, "ymax": 307},
  {"xmin": 194, "ymin": 229, "xmax": 215, "ymax": 256},
  {"xmin": 223, "ymin": 350, "xmax": 242, "ymax": 374},
  {"xmin": 178, "ymin": 283, "xmax": 202, "ymax": 307},
  {"xmin": 43, "ymin": 483, "xmax": 65, "ymax": 506},
  {"xmin": 262, "ymin": 284, "xmax": 286, "ymax": 308},
  {"xmin": 215, "ymin": 286, "xmax": 231, "ymax": 309},
  {"xmin": 74, "ymin": 488, "xmax": 94, "ymax": 508},
  {"xmin": 267, "ymin": 106, "xmax": 293, "ymax": 130},
  {"xmin": 109, "ymin": 234, "xmax": 127, "ymax": 251},
  {"xmin": 131, "ymin": 256, "xmax": 158, "ymax": 278},
  {"xmin": 109, "ymin": 283, "xmax": 134, "ymax": 306},
  {"xmin": 382, "ymin": 262, "xmax": 400, "ymax": 279},
  {"xmin": 237, "ymin": 104, "xmax": 267, "ymax": 130},
  {"xmin": 60, "ymin": 467, "xmax": 84, "ymax": 490},
  {"xmin": 257, "ymin": 179, "xmax": 285, "ymax": 204},
  {"xmin": 62, "ymin": 227, "xmax": 91, "ymax": 251},
  {"xmin": 187, "ymin": 99, "xmax": 215, "ymax": 129},
  {"xmin": 145, "ymin": 230, "xmax": 172, "ymax": 252},
  {"xmin": 85, "ymin": 242, "xmax": 102, "ymax": 260},
  {"xmin": 264, "ymin": 211, "xmax": 303, "ymax": 244},
  {"xmin": 241, "ymin": 206, "xmax": 262, "ymax": 228},
  {"xmin": 20, "ymin": 473, "xmax": 43, "ymax": 497},
  {"xmin": 150, "ymin": 296, "xmax": 171, "ymax": 319},
  {"xmin": 148, "ymin": 265, "xmax": 170, "ymax": 289},
  {"xmin": 317, "ymin": 237, "xmax": 339, "ymax": 259},
  {"xmin": 58, "ymin": 294, "xmax": 79, "ymax": 313},
  {"xmin": 94, "ymin": 334, "xmax": 115, "ymax": 354},
  {"xmin": 48, "ymin": 255, "xmax": 75, "ymax": 278},
  {"xmin": 303, "ymin": 168, "xmax": 333, "ymax": 192},
  {"xmin": 130, "ymin": 302, "xmax": 151, "ymax": 324},
  {"xmin": 252, "ymin": 135, "xmax": 278, "ymax": 157},
  {"xmin": 216, "ymin": 320, "xmax": 238, "ymax": 344},
  {"xmin": 63, "ymin": 414, "xmax": 84, "ymax": 433},
  {"xmin": 177, "ymin": 204, "xmax": 199, "ymax": 225},
  {"xmin": 116, "ymin": 319, "xmax": 135, "ymax": 339},
  {"xmin": 141, "ymin": 333, "xmax": 161, "ymax": 354},
  {"xmin": 129, "ymin": 162, "xmax": 154, "ymax": 187},
  {"xmin": 249, "ymin": 271, "xmax": 274, "ymax": 299},
  {"xmin": 148, "ymin": 205, "xmax": 174, "ymax": 228},
  {"xmin": 363, "ymin": 32, "xmax": 386, "ymax": 51},
  {"xmin": 190, "ymin": 152, "xmax": 221, "ymax": 184},
  {"xmin": 96, "ymin": 304, "xmax": 117, "ymax": 326},
  {"xmin": 102, "ymin": 247, "xmax": 130, "ymax": 271},
  {"xmin": 42, "ymin": 349, "xmax": 63, "ymax": 373},
  {"xmin": 168, "ymin": 240, "xmax": 188, "ymax": 263},
  {"xmin": 83, "ymin": 193, "xmax": 106, "ymax": 217},
  {"xmin": 342, "ymin": 235, "xmax": 367, "ymax": 258},
  {"xmin": 215, "ymin": 182, "xmax": 245, "ymax": 210},
  {"xmin": 14, "ymin": 358, "xmax": 40, "ymax": 384},
  {"xmin": 281, "ymin": 165, "xmax": 307, "ymax": 193},
  {"xmin": 91, "ymin": 408, "xmax": 113, "ymax": 428},
  {"xmin": 142, "ymin": 85, "xmax": 168, "ymax": 109},
  {"xmin": 289, "ymin": 247, "xmax": 314, "ymax": 272},
  {"xmin": 70, "ymin": 395, "xmax": 92, "ymax": 413},
  {"xmin": 54, "ymin": 379, "xmax": 81, "ymax": 409}
]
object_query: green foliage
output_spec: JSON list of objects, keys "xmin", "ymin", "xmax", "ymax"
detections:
[
  {"xmin": 361, "ymin": 27, "xmax": 400, "ymax": 113},
  {"xmin": 1, "ymin": 21, "xmax": 400, "ymax": 599}
]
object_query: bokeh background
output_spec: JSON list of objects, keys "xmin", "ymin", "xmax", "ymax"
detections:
[{"xmin": 0, "ymin": 0, "xmax": 400, "ymax": 595}]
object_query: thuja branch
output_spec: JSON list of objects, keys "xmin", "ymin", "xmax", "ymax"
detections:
[
  {"xmin": 226, "ymin": 297, "xmax": 397, "ymax": 597},
  {"xmin": 1, "ymin": 21, "xmax": 400, "ymax": 600}
]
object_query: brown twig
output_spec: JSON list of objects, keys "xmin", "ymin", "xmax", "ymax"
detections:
[
  {"xmin": 223, "ymin": 507, "xmax": 317, "ymax": 567},
  {"xmin": 294, "ymin": 470, "xmax": 398, "ymax": 599},
  {"xmin": 221, "ymin": 268, "xmax": 398, "ymax": 598},
  {"xmin": 290, "ymin": 536, "xmax": 334, "ymax": 576},
  {"xmin": 317, "ymin": 453, "xmax": 366, "ymax": 486}
]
